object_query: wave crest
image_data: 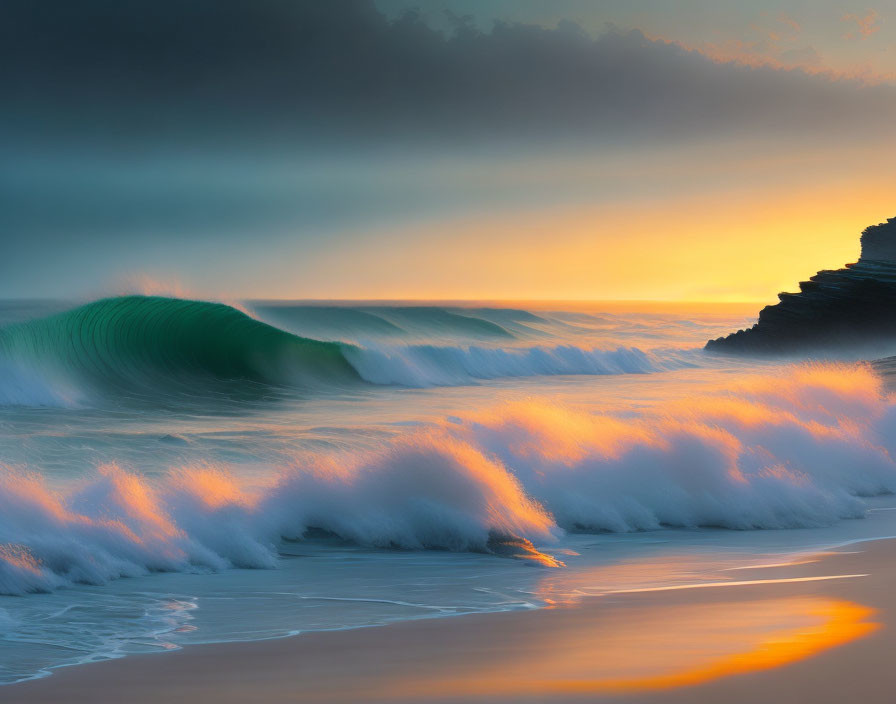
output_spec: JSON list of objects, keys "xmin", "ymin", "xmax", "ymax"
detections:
[
  {"xmin": 0, "ymin": 296, "xmax": 703, "ymax": 405},
  {"xmin": 0, "ymin": 296, "xmax": 359, "ymax": 404},
  {"xmin": 1, "ymin": 363, "xmax": 894, "ymax": 594}
]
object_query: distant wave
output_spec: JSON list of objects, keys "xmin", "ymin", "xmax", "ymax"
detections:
[
  {"xmin": 1, "ymin": 363, "xmax": 893, "ymax": 594},
  {"xmin": 254, "ymin": 304, "xmax": 521, "ymax": 341},
  {"xmin": 253, "ymin": 305, "xmax": 408, "ymax": 339},
  {"xmin": 0, "ymin": 296, "xmax": 699, "ymax": 406},
  {"xmin": 344, "ymin": 343, "xmax": 695, "ymax": 386}
]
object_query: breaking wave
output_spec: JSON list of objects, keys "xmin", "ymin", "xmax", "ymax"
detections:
[
  {"xmin": 0, "ymin": 295, "xmax": 360, "ymax": 405},
  {"xmin": 0, "ymin": 296, "xmax": 695, "ymax": 406},
  {"xmin": 2, "ymin": 363, "xmax": 895, "ymax": 594}
]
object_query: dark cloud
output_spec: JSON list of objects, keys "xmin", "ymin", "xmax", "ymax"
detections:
[
  {"xmin": 3, "ymin": 1, "xmax": 895, "ymax": 297},
  {"xmin": 2, "ymin": 0, "xmax": 893, "ymax": 147}
]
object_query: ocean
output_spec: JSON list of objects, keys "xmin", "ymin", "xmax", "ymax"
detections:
[{"xmin": 2, "ymin": 296, "xmax": 896, "ymax": 685}]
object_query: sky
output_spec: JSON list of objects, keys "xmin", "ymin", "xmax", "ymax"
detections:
[{"xmin": 1, "ymin": 0, "xmax": 895, "ymax": 302}]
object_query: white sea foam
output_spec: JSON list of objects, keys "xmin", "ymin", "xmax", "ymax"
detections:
[
  {"xmin": 0, "ymin": 363, "xmax": 893, "ymax": 595},
  {"xmin": 0, "ymin": 360, "xmax": 83, "ymax": 408}
]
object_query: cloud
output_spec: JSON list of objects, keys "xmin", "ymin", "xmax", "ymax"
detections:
[
  {"xmin": 3, "ymin": 0, "xmax": 896, "ymax": 299},
  {"xmin": 777, "ymin": 13, "xmax": 802, "ymax": 36},
  {"xmin": 2, "ymin": 0, "xmax": 895, "ymax": 149},
  {"xmin": 842, "ymin": 9, "xmax": 881, "ymax": 39}
]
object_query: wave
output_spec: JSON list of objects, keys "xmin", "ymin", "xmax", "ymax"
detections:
[
  {"xmin": 1, "ymin": 363, "xmax": 894, "ymax": 594},
  {"xmin": 0, "ymin": 296, "xmax": 360, "ymax": 405},
  {"xmin": 253, "ymin": 304, "xmax": 518, "ymax": 341},
  {"xmin": 344, "ymin": 343, "xmax": 695, "ymax": 386},
  {"xmin": 0, "ymin": 296, "xmax": 702, "ymax": 406},
  {"xmin": 252, "ymin": 305, "xmax": 408, "ymax": 340}
]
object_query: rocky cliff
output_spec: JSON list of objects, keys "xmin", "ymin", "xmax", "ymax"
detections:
[{"xmin": 706, "ymin": 217, "xmax": 896, "ymax": 354}]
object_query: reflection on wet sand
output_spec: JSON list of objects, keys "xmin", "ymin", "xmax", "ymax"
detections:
[
  {"xmin": 532, "ymin": 552, "xmax": 839, "ymax": 605},
  {"xmin": 385, "ymin": 592, "xmax": 877, "ymax": 700}
]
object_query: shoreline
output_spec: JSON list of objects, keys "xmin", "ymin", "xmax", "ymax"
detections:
[{"xmin": 7, "ymin": 538, "xmax": 896, "ymax": 703}]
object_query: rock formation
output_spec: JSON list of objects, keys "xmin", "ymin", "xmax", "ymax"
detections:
[{"xmin": 706, "ymin": 217, "xmax": 896, "ymax": 354}]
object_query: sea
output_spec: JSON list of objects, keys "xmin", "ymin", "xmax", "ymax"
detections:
[{"xmin": 2, "ymin": 296, "xmax": 896, "ymax": 685}]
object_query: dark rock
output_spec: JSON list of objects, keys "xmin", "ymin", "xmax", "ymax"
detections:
[{"xmin": 706, "ymin": 217, "xmax": 896, "ymax": 354}]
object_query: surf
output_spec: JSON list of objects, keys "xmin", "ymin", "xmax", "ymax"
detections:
[
  {"xmin": 0, "ymin": 296, "xmax": 699, "ymax": 406},
  {"xmin": 0, "ymin": 295, "xmax": 361, "ymax": 404},
  {"xmin": 0, "ymin": 362, "xmax": 893, "ymax": 596}
]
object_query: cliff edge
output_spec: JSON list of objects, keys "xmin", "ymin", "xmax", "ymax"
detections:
[{"xmin": 706, "ymin": 217, "xmax": 896, "ymax": 354}]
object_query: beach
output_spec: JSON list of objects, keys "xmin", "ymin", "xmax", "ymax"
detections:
[
  {"xmin": 8, "ymin": 2, "xmax": 896, "ymax": 701},
  {"xmin": 7, "ymin": 536, "xmax": 894, "ymax": 704},
  {"xmin": 2, "ymin": 300, "xmax": 895, "ymax": 696}
]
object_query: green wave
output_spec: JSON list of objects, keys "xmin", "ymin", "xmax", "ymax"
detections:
[{"xmin": 0, "ymin": 296, "xmax": 360, "ymax": 397}]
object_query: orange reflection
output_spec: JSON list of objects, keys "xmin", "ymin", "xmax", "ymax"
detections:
[
  {"xmin": 386, "ymin": 595, "xmax": 878, "ymax": 699},
  {"xmin": 527, "ymin": 598, "xmax": 877, "ymax": 696},
  {"xmin": 532, "ymin": 555, "xmax": 735, "ymax": 607}
]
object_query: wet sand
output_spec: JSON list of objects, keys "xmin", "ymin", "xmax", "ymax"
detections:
[{"xmin": 7, "ymin": 538, "xmax": 896, "ymax": 704}]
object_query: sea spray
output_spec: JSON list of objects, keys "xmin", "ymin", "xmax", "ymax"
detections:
[{"xmin": 0, "ymin": 363, "xmax": 894, "ymax": 594}]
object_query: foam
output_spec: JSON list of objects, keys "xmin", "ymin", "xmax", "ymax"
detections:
[{"xmin": 0, "ymin": 363, "xmax": 893, "ymax": 595}]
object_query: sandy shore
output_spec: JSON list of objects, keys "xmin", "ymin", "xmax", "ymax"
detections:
[{"xmin": 7, "ymin": 538, "xmax": 896, "ymax": 704}]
